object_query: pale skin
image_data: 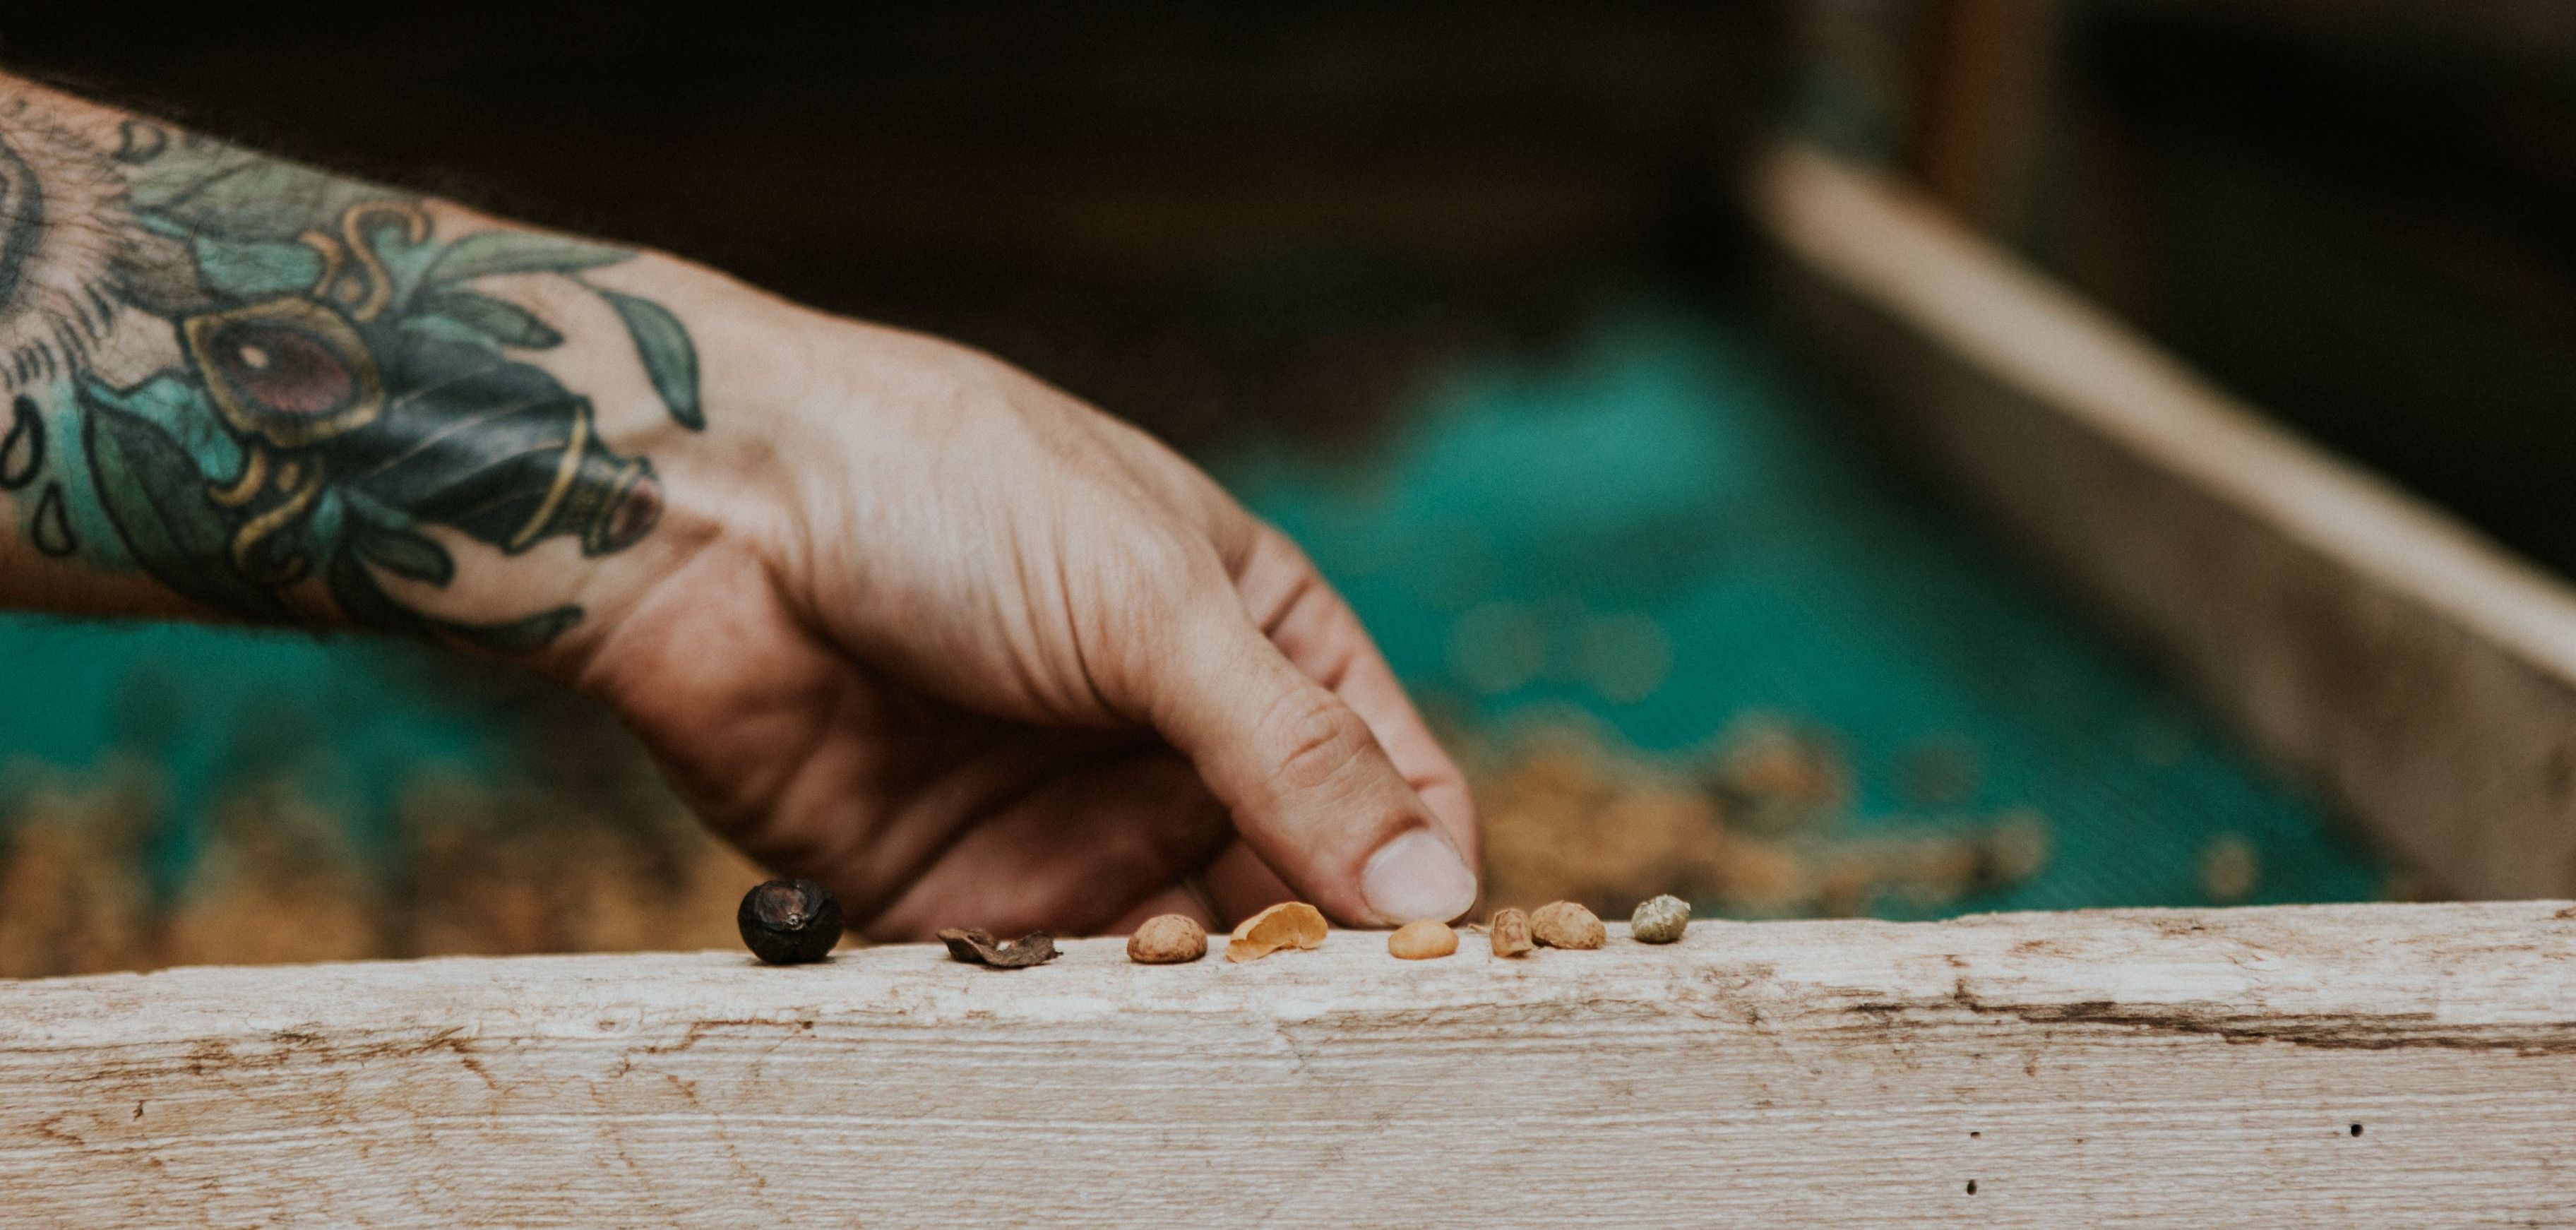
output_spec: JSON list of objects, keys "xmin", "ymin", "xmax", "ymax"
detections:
[{"xmin": 0, "ymin": 74, "xmax": 1480, "ymax": 938}]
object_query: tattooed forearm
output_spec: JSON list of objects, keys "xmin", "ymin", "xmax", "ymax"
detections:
[{"xmin": 0, "ymin": 84, "xmax": 698, "ymax": 650}]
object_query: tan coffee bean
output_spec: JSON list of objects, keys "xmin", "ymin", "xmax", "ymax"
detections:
[
  {"xmin": 1530, "ymin": 900, "xmax": 1606, "ymax": 950},
  {"xmin": 1388, "ymin": 919, "xmax": 1459, "ymax": 960},
  {"xmin": 1127, "ymin": 914, "xmax": 1208, "ymax": 964},
  {"xmin": 1630, "ymin": 895, "xmax": 1690, "ymax": 943},
  {"xmin": 1488, "ymin": 908, "xmax": 1534, "ymax": 957},
  {"xmin": 1226, "ymin": 901, "xmax": 1329, "ymax": 962}
]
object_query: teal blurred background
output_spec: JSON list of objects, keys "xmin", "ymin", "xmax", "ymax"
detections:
[
  {"xmin": 1222, "ymin": 302, "xmax": 2384, "ymax": 915},
  {"xmin": 0, "ymin": 298, "xmax": 2390, "ymax": 974}
]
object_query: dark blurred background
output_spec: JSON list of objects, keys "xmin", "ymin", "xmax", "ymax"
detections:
[
  {"xmin": 8, "ymin": 1, "xmax": 2566, "ymax": 974},
  {"xmin": 1852, "ymin": 0, "xmax": 2576, "ymax": 573},
  {"xmin": 21, "ymin": 2, "xmax": 2565, "ymax": 583},
  {"xmin": 7, "ymin": 5, "xmax": 1783, "ymax": 455}
]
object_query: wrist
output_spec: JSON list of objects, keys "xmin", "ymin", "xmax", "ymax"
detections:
[
  {"xmin": 492, "ymin": 254, "xmax": 823, "ymax": 681},
  {"xmin": 544, "ymin": 283, "xmax": 1026, "ymax": 698}
]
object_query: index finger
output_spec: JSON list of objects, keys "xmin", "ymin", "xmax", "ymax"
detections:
[{"xmin": 1231, "ymin": 525, "xmax": 1481, "ymax": 876}]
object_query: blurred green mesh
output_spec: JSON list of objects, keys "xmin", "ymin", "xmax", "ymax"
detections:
[{"xmin": 1215, "ymin": 299, "xmax": 2388, "ymax": 916}]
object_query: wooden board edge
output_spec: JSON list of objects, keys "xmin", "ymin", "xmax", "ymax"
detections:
[{"xmin": 5, "ymin": 902, "xmax": 2575, "ymax": 1226}]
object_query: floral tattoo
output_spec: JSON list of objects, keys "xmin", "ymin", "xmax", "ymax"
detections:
[{"xmin": 0, "ymin": 100, "xmax": 698, "ymax": 651}]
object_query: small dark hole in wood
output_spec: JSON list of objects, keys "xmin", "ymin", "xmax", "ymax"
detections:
[
  {"xmin": 1969, "ymin": 1130, "xmax": 1981, "ymax": 1139},
  {"xmin": 2350, "ymin": 1123, "xmax": 2363, "ymax": 1137},
  {"xmin": 1966, "ymin": 1180, "xmax": 1979, "ymax": 1195}
]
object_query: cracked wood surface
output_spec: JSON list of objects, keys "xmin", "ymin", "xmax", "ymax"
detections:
[{"xmin": 4, "ymin": 901, "xmax": 2575, "ymax": 1226}]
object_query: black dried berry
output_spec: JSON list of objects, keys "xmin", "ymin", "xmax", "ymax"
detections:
[{"xmin": 737, "ymin": 879, "xmax": 843, "ymax": 965}]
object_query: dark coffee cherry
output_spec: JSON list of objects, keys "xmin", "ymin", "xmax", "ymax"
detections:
[{"xmin": 737, "ymin": 879, "xmax": 843, "ymax": 965}]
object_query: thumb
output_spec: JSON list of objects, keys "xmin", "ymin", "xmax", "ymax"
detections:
[{"xmin": 1137, "ymin": 592, "xmax": 1479, "ymax": 927}]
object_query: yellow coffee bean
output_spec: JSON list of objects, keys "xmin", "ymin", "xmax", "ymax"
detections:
[
  {"xmin": 1388, "ymin": 919, "xmax": 1459, "ymax": 960},
  {"xmin": 1126, "ymin": 914, "xmax": 1208, "ymax": 964}
]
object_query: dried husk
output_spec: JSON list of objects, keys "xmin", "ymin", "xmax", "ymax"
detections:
[
  {"xmin": 1489, "ymin": 907, "xmax": 1534, "ymax": 958},
  {"xmin": 938, "ymin": 928, "xmax": 1060, "ymax": 968},
  {"xmin": 1224, "ymin": 901, "xmax": 1328, "ymax": 962}
]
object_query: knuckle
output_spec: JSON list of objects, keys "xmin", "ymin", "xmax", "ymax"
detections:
[
  {"xmin": 1106, "ymin": 533, "xmax": 1219, "ymax": 643},
  {"xmin": 1124, "ymin": 527, "xmax": 1212, "ymax": 599},
  {"xmin": 1250, "ymin": 522, "xmax": 1313, "ymax": 573},
  {"xmin": 1261, "ymin": 689, "xmax": 1373, "ymax": 794}
]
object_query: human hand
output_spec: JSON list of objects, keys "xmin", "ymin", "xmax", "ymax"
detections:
[
  {"xmin": 0, "ymin": 75, "xmax": 1474, "ymax": 941},
  {"xmin": 568, "ymin": 301, "xmax": 1481, "ymax": 939}
]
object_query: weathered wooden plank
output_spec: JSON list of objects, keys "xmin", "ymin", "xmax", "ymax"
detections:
[
  {"xmin": 1758, "ymin": 143, "xmax": 2576, "ymax": 900},
  {"xmin": 4, "ymin": 902, "xmax": 2573, "ymax": 1226}
]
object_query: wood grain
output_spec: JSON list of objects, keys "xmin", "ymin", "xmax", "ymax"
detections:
[
  {"xmin": 5, "ymin": 903, "xmax": 2575, "ymax": 1225},
  {"xmin": 1760, "ymin": 143, "xmax": 2576, "ymax": 900}
]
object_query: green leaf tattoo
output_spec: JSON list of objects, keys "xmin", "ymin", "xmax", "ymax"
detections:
[
  {"xmin": 423, "ymin": 231, "xmax": 631, "ymax": 285},
  {"xmin": 417, "ymin": 289, "xmax": 566, "ymax": 350},
  {"xmin": 0, "ymin": 114, "xmax": 698, "ymax": 651},
  {"xmin": 82, "ymin": 398, "xmax": 294, "ymax": 622},
  {"xmin": 190, "ymin": 235, "xmax": 326, "ymax": 301},
  {"xmin": 352, "ymin": 525, "xmax": 455, "ymax": 585},
  {"xmin": 598, "ymin": 289, "xmax": 703, "ymax": 431},
  {"xmin": 439, "ymin": 604, "xmax": 588, "ymax": 655}
]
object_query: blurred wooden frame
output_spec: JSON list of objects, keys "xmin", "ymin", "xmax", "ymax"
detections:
[{"xmin": 1759, "ymin": 143, "xmax": 2576, "ymax": 899}]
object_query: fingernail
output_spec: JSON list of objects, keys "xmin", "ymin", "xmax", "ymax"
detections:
[{"xmin": 1361, "ymin": 828, "xmax": 1477, "ymax": 924}]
